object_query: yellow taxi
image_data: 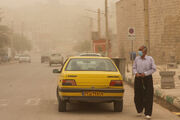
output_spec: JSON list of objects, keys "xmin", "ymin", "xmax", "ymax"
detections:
[{"xmin": 53, "ymin": 56, "xmax": 124, "ymax": 112}]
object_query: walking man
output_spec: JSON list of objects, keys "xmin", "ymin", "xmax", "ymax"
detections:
[{"xmin": 133, "ymin": 45, "xmax": 156, "ymax": 119}]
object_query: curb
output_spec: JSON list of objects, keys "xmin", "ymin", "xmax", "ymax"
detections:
[
  {"xmin": 0, "ymin": 61, "xmax": 17, "ymax": 65},
  {"xmin": 154, "ymin": 85, "xmax": 180, "ymax": 110},
  {"xmin": 124, "ymin": 76, "xmax": 180, "ymax": 110}
]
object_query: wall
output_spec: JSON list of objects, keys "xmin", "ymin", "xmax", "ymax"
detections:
[{"xmin": 116, "ymin": 0, "xmax": 180, "ymax": 64}]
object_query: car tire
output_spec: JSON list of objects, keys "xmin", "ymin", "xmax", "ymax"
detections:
[
  {"xmin": 56, "ymin": 86, "xmax": 59, "ymax": 98},
  {"xmin": 57, "ymin": 87, "xmax": 66, "ymax": 112},
  {"xmin": 58, "ymin": 98, "xmax": 66, "ymax": 112},
  {"xmin": 114, "ymin": 100, "xmax": 123, "ymax": 112}
]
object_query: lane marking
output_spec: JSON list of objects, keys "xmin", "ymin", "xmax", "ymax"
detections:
[
  {"xmin": 25, "ymin": 98, "xmax": 41, "ymax": 106},
  {"xmin": 0, "ymin": 99, "xmax": 9, "ymax": 107}
]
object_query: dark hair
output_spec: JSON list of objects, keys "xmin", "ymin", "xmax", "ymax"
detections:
[{"xmin": 143, "ymin": 45, "xmax": 147, "ymax": 53}]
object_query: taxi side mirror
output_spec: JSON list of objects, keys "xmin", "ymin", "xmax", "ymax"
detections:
[{"xmin": 53, "ymin": 69, "xmax": 61, "ymax": 73}]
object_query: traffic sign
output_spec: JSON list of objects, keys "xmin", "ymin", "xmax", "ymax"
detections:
[{"xmin": 128, "ymin": 27, "xmax": 135, "ymax": 40}]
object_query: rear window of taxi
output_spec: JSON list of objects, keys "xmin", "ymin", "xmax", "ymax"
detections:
[{"xmin": 65, "ymin": 58, "xmax": 117, "ymax": 71}]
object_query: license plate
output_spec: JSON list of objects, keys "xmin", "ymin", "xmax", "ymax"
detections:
[{"xmin": 83, "ymin": 91, "xmax": 104, "ymax": 96}]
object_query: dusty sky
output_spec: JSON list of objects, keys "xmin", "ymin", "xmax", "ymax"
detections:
[
  {"xmin": 0, "ymin": 0, "xmax": 120, "ymax": 9},
  {"xmin": 0, "ymin": 0, "xmax": 119, "ymax": 53},
  {"xmin": 0, "ymin": 0, "xmax": 108, "ymax": 8}
]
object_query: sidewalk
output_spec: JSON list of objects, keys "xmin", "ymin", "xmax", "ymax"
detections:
[
  {"xmin": 125, "ymin": 64, "xmax": 180, "ymax": 110},
  {"xmin": 0, "ymin": 60, "xmax": 17, "ymax": 65}
]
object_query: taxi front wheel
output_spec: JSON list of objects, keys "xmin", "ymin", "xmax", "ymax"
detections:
[{"xmin": 114, "ymin": 100, "xmax": 123, "ymax": 112}]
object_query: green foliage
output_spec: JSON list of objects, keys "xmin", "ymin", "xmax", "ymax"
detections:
[{"xmin": 73, "ymin": 40, "xmax": 91, "ymax": 52}]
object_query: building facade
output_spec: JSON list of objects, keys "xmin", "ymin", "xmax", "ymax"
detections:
[{"xmin": 116, "ymin": 0, "xmax": 180, "ymax": 64}]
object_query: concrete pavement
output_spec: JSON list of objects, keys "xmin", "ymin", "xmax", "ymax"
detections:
[{"xmin": 0, "ymin": 57, "xmax": 179, "ymax": 120}]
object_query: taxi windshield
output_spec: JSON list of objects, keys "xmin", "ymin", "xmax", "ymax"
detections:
[{"xmin": 65, "ymin": 58, "xmax": 117, "ymax": 71}]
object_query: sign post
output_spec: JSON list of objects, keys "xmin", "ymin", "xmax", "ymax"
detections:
[
  {"xmin": 128, "ymin": 27, "xmax": 136, "ymax": 40},
  {"xmin": 128, "ymin": 27, "xmax": 136, "ymax": 77}
]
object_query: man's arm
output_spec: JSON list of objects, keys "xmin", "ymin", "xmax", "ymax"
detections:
[
  {"xmin": 144, "ymin": 57, "xmax": 156, "ymax": 76},
  {"xmin": 133, "ymin": 58, "xmax": 138, "ymax": 75}
]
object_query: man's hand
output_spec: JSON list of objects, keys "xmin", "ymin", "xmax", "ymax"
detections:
[
  {"xmin": 135, "ymin": 73, "xmax": 145, "ymax": 77},
  {"xmin": 141, "ymin": 73, "xmax": 145, "ymax": 77},
  {"xmin": 135, "ymin": 73, "xmax": 141, "ymax": 77}
]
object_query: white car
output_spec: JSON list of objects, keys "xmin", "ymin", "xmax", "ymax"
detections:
[
  {"xmin": 19, "ymin": 55, "xmax": 31, "ymax": 63},
  {"xmin": 14, "ymin": 54, "xmax": 20, "ymax": 60},
  {"xmin": 49, "ymin": 53, "xmax": 63, "ymax": 66}
]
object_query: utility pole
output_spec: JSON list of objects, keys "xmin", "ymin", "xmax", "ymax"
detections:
[
  {"xmin": 85, "ymin": 9, "xmax": 103, "ymax": 39},
  {"xmin": 144, "ymin": 0, "xmax": 150, "ymax": 55},
  {"xmin": 97, "ymin": 8, "xmax": 101, "ymax": 39},
  {"xmin": 105, "ymin": 0, "xmax": 109, "ymax": 57},
  {"xmin": 85, "ymin": 9, "xmax": 104, "ymax": 52},
  {"xmin": 0, "ymin": 9, "xmax": 2, "ymax": 23},
  {"xmin": 21, "ymin": 22, "xmax": 24, "ymax": 43},
  {"xmin": 83, "ymin": 16, "xmax": 94, "ymax": 51},
  {"xmin": 11, "ymin": 21, "xmax": 14, "ymax": 49},
  {"xmin": 89, "ymin": 17, "xmax": 93, "ymax": 51}
]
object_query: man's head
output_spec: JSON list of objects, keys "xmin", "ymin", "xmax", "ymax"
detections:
[{"xmin": 138, "ymin": 45, "xmax": 147, "ymax": 57}]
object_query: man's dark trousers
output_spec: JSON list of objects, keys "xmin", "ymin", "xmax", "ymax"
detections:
[{"xmin": 134, "ymin": 75, "xmax": 154, "ymax": 116}]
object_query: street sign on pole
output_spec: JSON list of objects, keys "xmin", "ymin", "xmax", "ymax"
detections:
[
  {"xmin": 128, "ymin": 27, "xmax": 135, "ymax": 40},
  {"xmin": 128, "ymin": 27, "xmax": 136, "ymax": 78}
]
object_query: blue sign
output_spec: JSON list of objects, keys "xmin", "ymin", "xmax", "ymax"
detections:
[{"xmin": 130, "ymin": 52, "xmax": 136, "ymax": 60}]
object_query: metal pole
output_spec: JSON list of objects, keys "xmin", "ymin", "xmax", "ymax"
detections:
[
  {"xmin": 98, "ymin": 8, "xmax": 101, "ymax": 39},
  {"xmin": 11, "ymin": 21, "xmax": 14, "ymax": 49},
  {"xmin": 89, "ymin": 17, "xmax": 93, "ymax": 52},
  {"xmin": 10, "ymin": 21, "xmax": 14, "ymax": 59},
  {"xmin": 105, "ymin": 0, "xmax": 109, "ymax": 56},
  {"xmin": 132, "ymin": 39, "xmax": 134, "ymax": 77},
  {"xmin": 144, "ymin": 0, "xmax": 150, "ymax": 55},
  {"xmin": 21, "ymin": 22, "xmax": 24, "ymax": 41}
]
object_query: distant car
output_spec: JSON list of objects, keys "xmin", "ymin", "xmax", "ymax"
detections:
[
  {"xmin": 19, "ymin": 55, "xmax": 31, "ymax": 63},
  {"xmin": 14, "ymin": 54, "xmax": 20, "ymax": 61},
  {"xmin": 49, "ymin": 53, "xmax": 63, "ymax": 66},
  {"xmin": 41, "ymin": 55, "xmax": 49, "ymax": 63},
  {"xmin": 1, "ymin": 55, "xmax": 9, "ymax": 62},
  {"xmin": 53, "ymin": 56, "xmax": 124, "ymax": 112},
  {"xmin": 79, "ymin": 53, "xmax": 102, "ymax": 57}
]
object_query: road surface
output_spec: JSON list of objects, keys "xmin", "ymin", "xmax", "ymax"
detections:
[{"xmin": 0, "ymin": 56, "xmax": 179, "ymax": 120}]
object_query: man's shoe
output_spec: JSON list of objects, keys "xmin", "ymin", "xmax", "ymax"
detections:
[
  {"xmin": 145, "ymin": 115, "xmax": 151, "ymax": 119},
  {"xmin": 137, "ymin": 112, "xmax": 143, "ymax": 117}
]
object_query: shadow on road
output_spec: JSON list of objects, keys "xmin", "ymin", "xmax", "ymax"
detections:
[
  {"xmin": 39, "ymin": 99, "xmax": 119, "ymax": 114},
  {"xmin": 68, "ymin": 103, "xmax": 114, "ymax": 113}
]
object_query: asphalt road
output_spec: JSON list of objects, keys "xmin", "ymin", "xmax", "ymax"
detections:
[{"xmin": 0, "ymin": 56, "xmax": 179, "ymax": 120}]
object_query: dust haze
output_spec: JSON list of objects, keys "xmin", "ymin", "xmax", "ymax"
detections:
[{"xmin": 0, "ymin": 0, "xmax": 117, "ymax": 56}]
